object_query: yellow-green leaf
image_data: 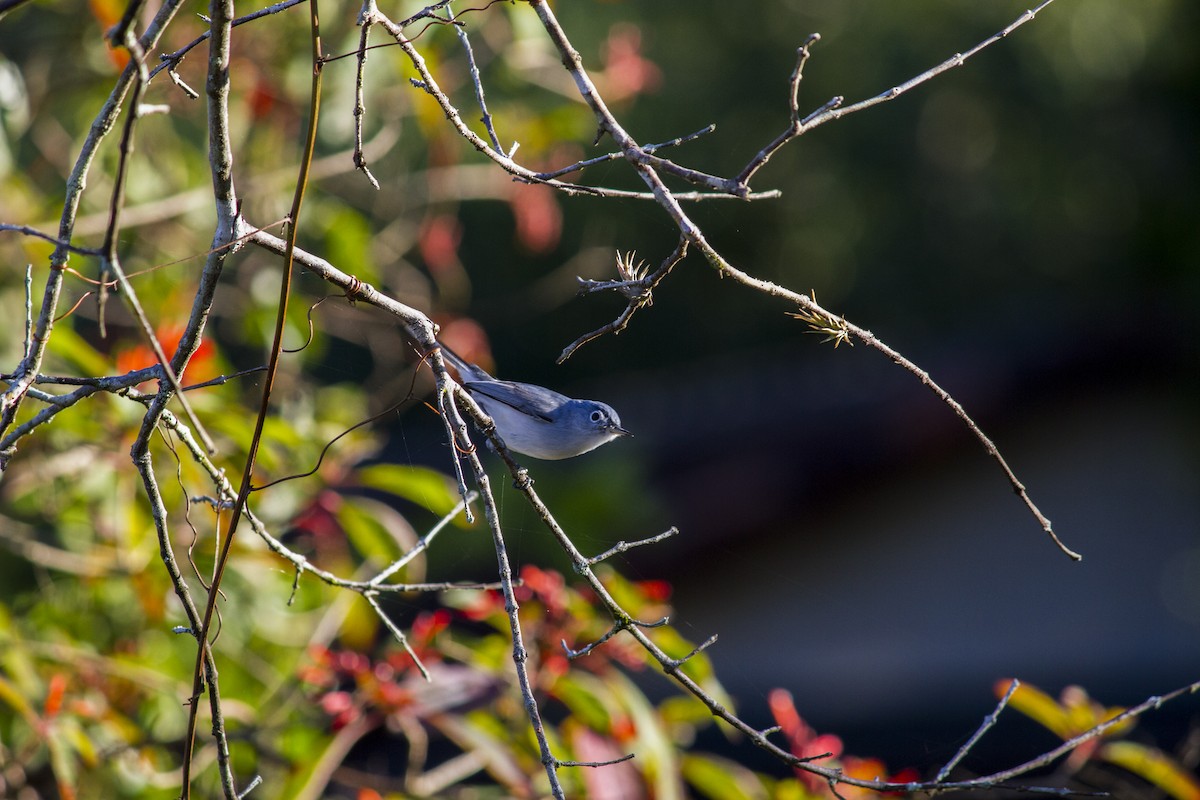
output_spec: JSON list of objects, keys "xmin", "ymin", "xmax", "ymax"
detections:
[
  {"xmin": 682, "ymin": 753, "xmax": 769, "ymax": 800},
  {"xmin": 45, "ymin": 324, "xmax": 112, "ymax": 377},
  {"xmin": 1102, "ymin": 741, "xmax": 1200, "ymax": 800},
  {"xmin": 356, "ymin": 463, "xmax": 463, "ymax": 519},
  {"xmin": 555, "ymin": 671, "xmax": 616, "ymax": 733},
  {"xmin": 337, "ymin": 497, "xmax": 404, "ymax": 564},
  {"xmin": 1001, "ymin": 680, "xmax": 1073, "ymax": 740}
]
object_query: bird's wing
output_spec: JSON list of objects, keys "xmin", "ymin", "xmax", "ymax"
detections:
[{"xmin": 464, "ymin": 380, "xmax": 566, "ymax": 422}]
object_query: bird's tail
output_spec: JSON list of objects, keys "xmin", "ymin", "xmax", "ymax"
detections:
[{"xmin": 432, "ymin": 341, "xmax": 492, "ymax": 382}]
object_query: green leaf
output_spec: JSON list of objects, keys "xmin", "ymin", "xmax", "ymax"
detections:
[
  {"xmin": 1002, "ymin": 680, "xmax": 1076, "ymax": 740},
  {"xmin": 607, "ymin": 670, "xmax": 679, "ymax": 796},
  {"xmin": 659, "ymin": 695, "xmax": 713, "ymax": 729},
  {"xmin": 322, "ymin": 207, "xmax": 379, "ymax": 286},
  {"xmin": 554, "ymin": 671, "xmax": 616, "ymax": 733},
  {"xmin": 682, "ymin": 753, "xmax": 769, "ymax": 800},
  {"xmin": 336, "ymin": 495, "xmax": 409, "ymax": 565},
  {"xmin": 356, "ymin": 463, "xmax": 463, "ymax": 519},
  {"xmin": 0, "ymin": 671, "xmax": 39, "ymax": 726},
  {"xmin": 45, "ymin": 324, "xmax": 112, "ymax": 377}
]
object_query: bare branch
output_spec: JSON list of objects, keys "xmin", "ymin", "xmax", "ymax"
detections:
[
  {"xmin": 467, "ymin": 446, "xmax": 567, "ymax": 796},
  {"xmin": 98, "ymin": 29, "xmax": 217, "ymax": 454},
  {"xmin": 369, "ymin": 492, "xmax": 478, "ymax": 585},
  {"xmin": 736, "ymin": 33, "xmax": 823, "ymax": 187},
  {"xmin": 557, "ymin": 753, "xmax": 636, "ymax": 769},
  {"xmin": 527, "ymin": 0, "xmax": 1077, "ymax": 559},
  {"xmin": 559, "ymin": 239, "xmax": 689, "ymax": 362},
  {"xmin": 975, "ymin": 680, "xmax": 1200, "ymax": 787},
  {"xmin": 351, "ymin": 16, "xmax": 382, "ymax": 188},
  {"xmin": 448, "ymin": 0, "xmax": 505, "ymax": 154},
  {"xmin": 585, "ymin": 527, "xmax": 680, "ymax": 566},
  {"xmin": 364, "ymin": 591, "xmax": 431, "ymax": 680},
  {"xmin": 0, "ymin": 0, "xmax": 188, "ymax": 457},
  {"xmin": 936, "ymin": 678, "xmax": 1020, "ymax": 783},
  {"xmin": 149, "ymin": 0, "xmax": 308, "ymax": 86},
  {"xmin": 176, "ymin": 0, "xmax": 246, "ymax": 790},
  {"xmin": 799, "ymin": 1, "xmax": 1059, "ymax": 136},
  {"xmin": 849, "ymin": 322, "xmax": 1080, "ymax": 560},
  {"xmin": 0, "ymin": 224, "xmax": 100, "ymax": 255},
  {"xmin": 536, "ymin": 124, "xmax": 716, "ymax": 181}
]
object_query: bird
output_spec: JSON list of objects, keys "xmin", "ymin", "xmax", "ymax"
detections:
[{"xmin": 435, "ymin": 344, "xmax": 631, "ymax": 460}]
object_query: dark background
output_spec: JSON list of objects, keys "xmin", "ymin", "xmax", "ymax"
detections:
[
  {"xmin": 2, "ymin": 0, "xmax": 1196, "ymax": 779},
  {"xmin": 398, "ymin": 0, "xmax": 1200, "ymax": 769}
]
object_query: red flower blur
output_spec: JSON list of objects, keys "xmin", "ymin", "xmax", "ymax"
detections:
[{"xmin": 114, "ymin": 324, "xmax": 218, "ymax": 386}]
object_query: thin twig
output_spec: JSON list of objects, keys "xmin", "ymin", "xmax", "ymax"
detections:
[
  {"xmin": 0, "ymin": 0, "xmax": 187, "ymax": 459},
  {"xmin": 536, "ymin": 125, "xmax": 716, "ymax": 181},
  {"xmin": 351, "ymin": 5, "xmax": 381, "ymax": 188},
  {"xmin": 850, "ymin": 323, "xmax": 1080, "ymax": 560},
  {"xmin": 140, "ymin": 394, "xmax": 492, "ymax": 597},
  {"xmin": 176, "ymin": 0, "xmax": 253, "ymax": 790},
  {"xmin": 235, "ymin": 775, "xmax": 264, "ymax": 799},
  {"xmin": 936, "ymin": 678, "xmax": 1020, "ymax": 783},
  {"xmin": 586, "ymin": 527, "xmax": 680, "ymax": 566},
  {"xmin": 796, "ymin": 1, "xmax": 1059, "ymax": 138},
  {"xmin": 468, "ymin": 450, "xmax": 567, "ymax": 798},
  {"xmin": 350, "ymin": 31, "xmax": 379, "ymax": 188},
  {"xmin": 528, "ymin": 0, "xmax": 1077, "ymax": 559},
  {"xmin": 132, "ymin": 427, "xmax": 234, "ymax": 796},
  {"xmin": 665, "ymin": 635, "xmax": 717, "ymax": 669},
  {"xmin": 0, "ymin": 224, "xmax": 101, "ymax": 255},
  {"xmin": 557, "ymin": 753, "xmax": 636, "ymax": 769},
  {"xmin": 559, "ymin": 238, "xmax": 688, "ymax": 362},
  {"xmin": 364, "ymin": 591, "xmax": 430, "ymax": 680},
  {"xmin": 369, "ymin": 492, "xmax": 478, "ymax": 585},
  {"xmin": 22, "ymin": 266, "xmax": 32, "ymax": 361},
  {"xmin": 562, "ymin": 622, "xmax": 623, "ymax": 660},
  {"xmin": 148, "ymin": 0, "xmax": 308, "ymax": 85},
  {"xmin": 97, "ymin": 29, "xmax": 218, "ymax": 455},
  {"xmin": 735, "ymin": 33, "xmax": 822, "ymax": 187},
  {"xmin": 448, "ymin": 0, "xmax": 505, "ymax": 154}
]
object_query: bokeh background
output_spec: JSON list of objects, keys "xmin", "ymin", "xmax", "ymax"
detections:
[
  {"xmin": 403, "ymin": 0, "xmax": 1200, "ymax": 764},
  {"xmin": 441, "ymin": 0, "xmax": 1200, "ymax": 767},
  {"xmin": 1, "ymin": 0, "xmax": 1197, "ymax": 784}
]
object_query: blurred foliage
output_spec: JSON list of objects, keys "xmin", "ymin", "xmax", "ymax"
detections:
[
  {"xmin": 290, "ymin": 566, "xmax": 919, "ymax": 798},
  {"xmin": 1, "ymin": 0, "xmax": 1198, "ymax": 797},
  {"xmin": 999, "ymin": 680, "xmax": 1200, "ymax": 800}
]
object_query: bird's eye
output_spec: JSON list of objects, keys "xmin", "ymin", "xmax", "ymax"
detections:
[{"xmin": 590, "ymin": 410, "xmax": 605, "ymax": 423}]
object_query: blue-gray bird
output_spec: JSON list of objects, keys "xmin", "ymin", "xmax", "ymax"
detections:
[{"xmin": 437, "ymin": 345, "xmax": 630, "ymax": 460}]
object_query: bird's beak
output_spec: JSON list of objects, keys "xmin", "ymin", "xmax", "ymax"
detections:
[{"xmin": 613, "ymin": 425, "xmax": 633, "ymax": 438}]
